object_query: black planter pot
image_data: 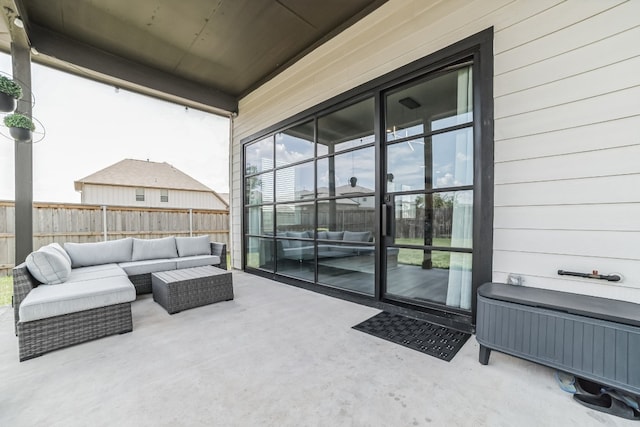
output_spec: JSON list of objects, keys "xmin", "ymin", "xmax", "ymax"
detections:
[
  {"xmin": 9, "ymin": 126, "xmax": 32, "ymax": 142},
  {"xmin": 0, "ymin": 92, "xmax": 16, "ymax": 112}
]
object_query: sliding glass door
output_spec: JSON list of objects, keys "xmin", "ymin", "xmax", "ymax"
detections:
[{"xmin": 382, "ymin": 64, "xmax": 475, "ymax": 312}]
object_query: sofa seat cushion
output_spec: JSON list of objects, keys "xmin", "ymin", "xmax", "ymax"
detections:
[
  {"xmin": 18, "ymin": 276, "xmax": 136, "ymax": 322},
  {"xmin": 175, "ymin": 255, "xmax": 220, "ymax": 269},
  {"xmin": 64, "ymin": 238, "xmax": 133, "ymax": 268},
  {"xmin": 282, "ymin": 246, "xmax": 315, "ymax": 261},
  {"xmin": 69, "ymin": 264, "xmax": 128, "ymax": 281},
  {"xmin": 118, "ymin": 259, "xmax": 177, "ymax": 276}
]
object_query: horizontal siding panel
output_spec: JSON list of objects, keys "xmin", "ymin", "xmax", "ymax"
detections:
[
  {"xmin": 493, "ymin": 229, "xmax": 640, "ymax": 260},
  {"xmin": 495, "ymin": 57, "xmax": 640, "ymax": 119},
  {"xmin": 495, "ymin": 86, "xmax": 640, "ymax": 141},
  {"xmin": 238, "ymin": 0, "xmax": 520, "ymax": 140},
  {"xmin": 495, "ymin": 175, "xmax": 640, "ymax": 206},
  {"xmin": 493, "ymin": 250, "xmax": 640, "ymax": 288},
  {"xmin": 495, "ymin": 144, "xmax": 640, "ymax": 184},
  {"xmin": 495, "ymin": 26, "xmax": 640, "ymax": 97},
  {"xmin": 494, "ymin": 115, "xmax": 640, "ymax": 162},
  {"xmin": 494, "ymin": 204, "xmax": 640, "ymax": 231},
  {"xmin": 491, "ymin": 271, "xmax": 640, "ymax": 304},
  {"xmin": 495, "ymin": 1, "xmax": 639, "ymax": 74},
  {"xmin": 494, "ymin": 0, "xmax": 622, "ymax": 54}
]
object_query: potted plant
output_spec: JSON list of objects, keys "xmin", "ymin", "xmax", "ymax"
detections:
[
  {"xmin": 4, "ymin": 113, "xmax": 35, "ymax": 141},
  {"xmin": 0, "ymin": 76, "xmax": 23, "ymax": 112}
]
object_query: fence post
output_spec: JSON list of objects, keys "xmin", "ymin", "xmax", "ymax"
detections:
[
  {"xmin": 189, "ymin": 208, "xmax": 193, "ymax": 237},
  {"xmin": 102, "ymin": 205, "xmax": 107, "ymax": 241}
]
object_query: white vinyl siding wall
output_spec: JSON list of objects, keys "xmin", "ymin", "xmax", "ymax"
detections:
[
  {"xmin": 232, "ymin": 0, "xmax": 639, "ymax": 303},
  {"xmin": 81, "ymin": 184, "xmax": 227, "ymax": 210}
]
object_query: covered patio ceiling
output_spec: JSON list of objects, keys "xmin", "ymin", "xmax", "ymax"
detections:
[{"xmin": 0, "ymin": 0, "xmax": 387, "ymax": 115}]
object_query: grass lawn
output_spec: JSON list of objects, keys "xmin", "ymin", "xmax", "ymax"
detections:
[
  {"xmin": 395, "ymin": 238, "xmax": 451, "ymax": 269},
  {"xmin": 0, "ymin": 275, "xmax": 12, "ymax": 306}
]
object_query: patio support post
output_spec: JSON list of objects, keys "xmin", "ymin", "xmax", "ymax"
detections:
[
  {"xmin": 102, "ymin": 205, "xmax": 107, "ymax": 241},
  {"xmin": 12, "ymin": 42, "xmax": 33, "ymax": 264}
]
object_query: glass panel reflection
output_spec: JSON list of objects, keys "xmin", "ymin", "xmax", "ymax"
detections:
[
  {"xmin": 317, "ymin": 242, "xmax": 374, "ymax": 296},
  {"xmin": 386, "ymin": 127, "xmax": 473, "ymax": 192},
  {"xmin": 275, "ymin": 203, "xmax": 315, "ymax": 232},
  {"xmin": 275, "ymin": 121, "xmax": 315, "ymax": 166},
  {"xmin": 275, "ymin": 161, "xmax": 314, "ymax": 202},
  {"xmin": 317, "ymin": 198, "xmax": 374, "ymax": 240},
  {"xmin": 276, "ymin": 239, "xmax": 315, "ymax": 282},
  {"xmin": 245, "ymin": 171, "xmax": 273, "ymax": 205},
  {"xmin": 246, "ymin": 206, "xmax": 274, "ymax": 235},
  {"xmin": 316, "ymin": 146, "xmax": 375, "ymax": 193},
  {"xmin": 393, "ymin": 191, "xmax": 472, "ymax": 249},
  {"xmin": 318, "ymin": 98, "xmax": 374, "ymax": 155},
  {"xmin": 386, "ymin": 66, "xmax": 473, "ymax": 142},
  {"xmin": 245, "ymin": 136, "xmax": 273, "ymax": 174},
  {"xmin": 386, "ymin": 250, "xmax": 472, "ymax": 310},
  {"xmin": 246, "ymin": 237, "xmax": 274, "ymax": 271}
]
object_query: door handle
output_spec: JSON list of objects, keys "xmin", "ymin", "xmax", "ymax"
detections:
[{"xmin": 382, "ymin": 204, "xmax": 387, "ymax": 236}]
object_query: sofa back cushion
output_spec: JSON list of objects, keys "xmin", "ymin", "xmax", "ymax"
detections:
[
  {"xmin": 175, "ymin": 235, "xmax": 211, "ymax": 257},
  {"xmin": 326, "ymin": 231, "xmax": 344, "ymax": 241},
  {"xmin": 343, "ymin": 231, "xmax": 372, "ymax": 242},
  {"xmin": 26, "ymin": 245, "xmax": 72, "ymax": 285},
  {"xmin": 64, "ymin": 238, "xmax": 133, "ymax": 268},
  {"xmin": 132, "ymin": 236, "xmax": 178, "ymax": 261}
]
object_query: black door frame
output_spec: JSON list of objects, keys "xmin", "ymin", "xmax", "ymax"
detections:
[{"xmin": 241, "ymin": 28, "xmax": 493, "ymax": 331}]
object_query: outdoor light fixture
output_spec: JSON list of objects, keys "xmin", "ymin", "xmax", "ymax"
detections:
[
  {"xmin": 14, "ymin": 17, "xmax": 24, "ymax": 28},
  {"xmin": 398, "ymin": 97, "xmax": 421, "ymax": 109}
]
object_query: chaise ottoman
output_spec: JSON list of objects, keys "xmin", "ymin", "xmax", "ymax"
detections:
[{"xmin": 151, "ymin": 266, "xmax": 233, "ymax": 314}]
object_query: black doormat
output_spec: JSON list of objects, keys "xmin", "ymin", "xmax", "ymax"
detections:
[{"xmin": 353, "ymin": 312, "xmax": 470, "ymax": 362}]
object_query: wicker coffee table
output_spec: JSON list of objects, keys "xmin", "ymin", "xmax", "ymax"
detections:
[{"xmin": 151, "ymin": 266, "xmax": 233, "ymax": 314}]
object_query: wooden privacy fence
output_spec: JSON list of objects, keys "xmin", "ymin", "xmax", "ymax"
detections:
[{"xmin": 0, "ymin": 200, "xmax": 229, "ymax": 275}]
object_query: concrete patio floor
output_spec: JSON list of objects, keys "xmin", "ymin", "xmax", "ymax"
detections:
[{"xmin": 0, "ymin": 271, "xmax": 635, "ymax": 426}]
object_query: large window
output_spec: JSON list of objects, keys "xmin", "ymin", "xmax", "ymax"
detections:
[{"xmin": 244, "ymin": 98, "xmax": 377, "ymax": 295}]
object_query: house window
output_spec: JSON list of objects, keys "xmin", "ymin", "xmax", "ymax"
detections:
[
  {"xmin": 136, "ymin": 188, "xmax": 145, "ymax": 202},
  {"xmin": 160, "ymin": 189, "xmax": 169, "ymax": 203}
]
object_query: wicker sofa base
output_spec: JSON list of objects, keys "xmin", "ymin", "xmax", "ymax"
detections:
[
  {"xmin": 17, "ymin": 303, "xmax": 133, "ymax": 361},
  {"xmin": 129, "ymin": 273, "xmax": 153, "ymax": 295}
]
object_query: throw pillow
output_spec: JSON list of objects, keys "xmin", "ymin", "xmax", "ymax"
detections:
[
  {"xmin": 175, "ymin": 235, "xmax": 211, "ymax": 257},
  {"xmin": 47, "ymin": 242, "xmax": 72, "ymax": 265},
  {"xmin": 26, "ymin": 246, "xmax": 72, "ymax": 285}
]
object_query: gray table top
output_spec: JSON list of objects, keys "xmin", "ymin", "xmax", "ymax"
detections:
[{"xmin": 152, "ymin": 266, "xmax": 230, "ymax": 282}]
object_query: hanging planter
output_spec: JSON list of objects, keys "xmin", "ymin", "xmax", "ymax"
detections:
[
  {"xmin": 4, "ymin": 113, "xmax": 35, "ymax": 142},
  {"xmin": 0, "ymin": 75, "xmax": 23, "ymax": 112}
]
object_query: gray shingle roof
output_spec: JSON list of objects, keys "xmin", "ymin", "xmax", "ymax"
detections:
[{"xmin": 74, "ymin": 159, "xmax": 214, "ymax": 192}]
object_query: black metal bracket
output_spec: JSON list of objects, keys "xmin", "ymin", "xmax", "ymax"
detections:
[{"xmin": 557, "ymin": 270, "xmax": 621, "ymax": 282}]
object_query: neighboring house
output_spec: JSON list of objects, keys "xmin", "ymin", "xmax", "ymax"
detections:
[{"xmin": 74, "ymin": 159, "xmax": 228, "ymax": 210}]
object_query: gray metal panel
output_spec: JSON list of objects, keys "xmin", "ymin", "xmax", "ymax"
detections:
[{"xmin": 477, "ymin": 295, "xmax": 640, "ymax": 395}]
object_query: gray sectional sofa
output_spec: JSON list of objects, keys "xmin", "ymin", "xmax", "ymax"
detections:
[
  {"xmin": 277, "ymin": 230, "xmax": 398, "ymax": 268},
  {"xmin": 13, "ymin": 235, "xmax": 227, "ymax": 361}
]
